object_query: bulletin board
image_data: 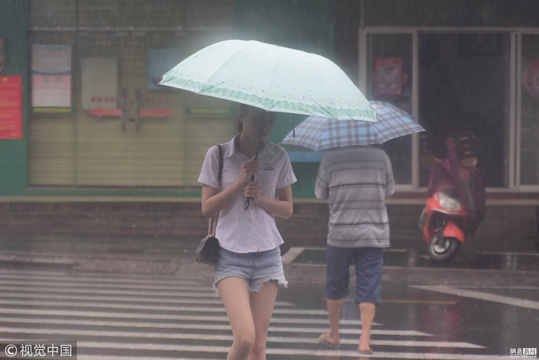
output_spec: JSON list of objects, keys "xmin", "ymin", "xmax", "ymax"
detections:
[{"xmin": 31, "ymin": 45, "xmax": 72, "ymax": 110}]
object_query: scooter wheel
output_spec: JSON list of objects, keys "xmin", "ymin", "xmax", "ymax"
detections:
[{"xmin": 427, "ymin": 236, "xmax": 461, "ymax": 261}]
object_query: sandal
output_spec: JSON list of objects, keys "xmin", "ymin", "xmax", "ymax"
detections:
[
  {"xmin": 318, "ymin": 333, "xmax": 340, "ymax": 349},
  {"xmin": 357, "ymin": 346, "xmax": 374, "ymax": 355}
]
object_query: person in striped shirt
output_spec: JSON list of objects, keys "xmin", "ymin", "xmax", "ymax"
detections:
[{"xmin": 315, "ymin": 145, "xmax": 394, "ymax": 355}]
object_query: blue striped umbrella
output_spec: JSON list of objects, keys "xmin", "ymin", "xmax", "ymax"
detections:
[{"xmin": 281, "ymin": 101, "xmax": 426, "ymax": 151}]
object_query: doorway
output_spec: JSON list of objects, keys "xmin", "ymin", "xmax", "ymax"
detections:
[{"xmin": 418, "ymin": 33, "xmax": 510, "ymax": 187}]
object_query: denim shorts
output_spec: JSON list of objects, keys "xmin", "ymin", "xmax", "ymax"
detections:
[
  {"xmin": 214, "ymin": 246, "xmax": 288, "ymax": 293},
  {"xmin": 325, "ymin": 245, "xmax": 384, "ymax": 304}
]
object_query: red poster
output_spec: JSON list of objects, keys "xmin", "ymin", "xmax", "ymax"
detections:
[
  {"xmin": 0, "ymin": 76, "xmax": 22, "ymax": 139},
  {"xmin": 374, "ymin": 58, "xmax": 403, "ymax": 96},
  {"xmin": 524, "ymin": 60, "xmax": 539, "ymax": 98}
]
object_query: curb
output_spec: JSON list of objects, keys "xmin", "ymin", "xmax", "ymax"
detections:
[{"xmin": 0, "ymin": 252, "xmax": 182, "ymax": 276}]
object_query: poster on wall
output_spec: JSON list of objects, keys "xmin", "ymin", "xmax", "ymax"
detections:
[
  {"xmin": 524, "ymin": 60, "xmax": 539, "ymax": 98},
  {"xmin": 31, "ymin": 45, "xmax": 72, "ymax": 112},
  {"xmin": 81, "ymin": 58, "xmax": 118, "ymax": 110},
  {"xmin": 148, "ymin": 48, "xmax": 181, "ymax": 90},
  {"xmin": 0, "ymin": 76, "xmax": 23, "ymax": 139},
  {"xmin": 374, "ymin": 57, "xmax": 402, "ymax": 96}
]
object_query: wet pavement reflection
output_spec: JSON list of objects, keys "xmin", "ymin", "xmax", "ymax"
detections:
[
  {"xmin": 0, "ymin": 234, "xmax": 537, "ymax": 359},
  {"xmin": 277, "ymin": 269, "xmax": 539, "ymax": 359},
  {"xmin": 291, "ymin": 244, "xmax": 539, "ymax": 272}
]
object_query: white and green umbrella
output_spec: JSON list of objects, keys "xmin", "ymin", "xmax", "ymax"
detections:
[{"xmin": 159, "ymin": 40, "xmax": 376, "ymax": 122}]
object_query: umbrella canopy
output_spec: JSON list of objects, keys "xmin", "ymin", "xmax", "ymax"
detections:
[
  {"xmin": 159, "ymin": 40, "xmax": 376, "ymax": 122},
  {"xmin": 281, "ymin": 101, "xmax": 426, "ymax": 151}
]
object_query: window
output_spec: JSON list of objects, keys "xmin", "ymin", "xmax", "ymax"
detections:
[
  {"xmin": 519, "ymin": 34, "xmax": 539, "ymax": 186},
  {"xmin": 419, "ymin": 33, "xmax": 511, "ymax": 188},
  {"xmin": 365, "ymin": 33, "xmax": 414, "ymax": 185}
]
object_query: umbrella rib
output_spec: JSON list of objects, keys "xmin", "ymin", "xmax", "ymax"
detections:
[
  {"xmin": 265, "ymin": 46, "xmax": 283, "ymax": 112},
  {"xmin": 196, "ymin": 45, "xmax": 247, "ymax": 95}
]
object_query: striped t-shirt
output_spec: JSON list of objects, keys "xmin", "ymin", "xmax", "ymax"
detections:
[{"xmin": 315, "ymin": 146, "xmax": 395, "ymax": 248}]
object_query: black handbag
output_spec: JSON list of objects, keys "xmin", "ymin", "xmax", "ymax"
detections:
[
  {"xmin": 195, "ymin": 217, "xmax": 220, "ymax": 265},
  {"xmin": 195, "ymin": 144, "xmax": 223, "ymax": 265}
]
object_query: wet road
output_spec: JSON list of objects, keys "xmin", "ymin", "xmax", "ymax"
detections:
[
  {"xmin": 0, "ymin": 252, "xmax": 537, "ymax": 360},
  {"xmin": 279, "ymin": 281, "xmax": 539, "ymax": 359}
]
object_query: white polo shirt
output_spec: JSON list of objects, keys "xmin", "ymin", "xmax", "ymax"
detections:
[{"xmin": 198, "ymin": 136, "xmax": 297, "ymax": 253}]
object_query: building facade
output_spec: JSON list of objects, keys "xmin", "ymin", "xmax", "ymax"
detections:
[{"xmin": 1, "ymin": 0, "xmax": 538, "ymax": 247}]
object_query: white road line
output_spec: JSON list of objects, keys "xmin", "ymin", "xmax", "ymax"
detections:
[
  {"xmin": 282, "ymin": 246, "xmax": 407, "ymax": 264},
  {"xmin": 0, "ymin": 293, "xmax": 222, "ymax": 306},
  {"xmin": 0, "ymin": 300, "xmax": 327, "ymax": 316},
  {"xmin": 0, "ymin": 291, "xmax": 295, "ymax": 307},
  {"xmin": 79, "ymin": 358, "xmax": 216, "ymax": 360},
  {"xmin": 0, "ymin": 314, "xmax": 363, "ymax": 326},
  {"xmin": 0, "ymin": 285, "xmax": 296, "ymax": 307},
  {"xmin": 475, "ymin": 251, "xmax": 539, "ymax": 256},
  {"xmin": 0, "ymin": 283, "xmax": 215, "ymax": 296},
  {"xmin": 0, "ymin": 306, "xmax": 338, "ymax": 324},
  {"xmin": 0, "ymin": 285, "xmax": 218, "ymax": 298},
  {"xmin": 0, "ymin": 272, "xmax": 200, "ymax": 286},
  {"xmin": 386, "ymin": 248, "xmax": 407, "ymax": 252},
  {"xmin": 0, "ymin": 322, "xmax": 426, "ymax": 336},
  {"xmin": 456, "ymin": 286, "xmax": 539, "ymax": 290},
  {"xmin": 0, "ymin": 340, "xmax": 506, "ymax": 359},
  {"xmin": 0, "ymin": 278, "xmax": 212, "ymax": 292},
  {"xmin": 282, "ymin": 247, "xmax": 306, "ymax": 264},
  {"xmin": 413, "ymin": 285, "xmax": 539, "ymax": 310},
  {"xmin": 0, "ymin": 328, "xmax": 481, "ymax": 348}
]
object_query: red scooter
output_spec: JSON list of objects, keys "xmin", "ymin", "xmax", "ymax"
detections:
[{"xmin": 418, "ymin": 135, "xmax": 485, "ymax": 261}]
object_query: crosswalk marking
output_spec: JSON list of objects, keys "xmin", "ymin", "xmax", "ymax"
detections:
[
  {"xmin": 80, "ymin": 358, "xmax": 215, "ymax": 360},
  {"xmin": 0, "ymin": 340, "xmax": 510, "ymax": 359},
  {"xmin": 0, "ymin": 271, "xmax": 202, "ymax": 286},
  {"xmin": 0, "ymin": 285, "xmax": 221, "ymax": 298},
  {"xmin": 0, "ymin": 313, "xmax": 365, "ymax": 326},
  {"xmin": 0, "ymin": 299, "xmax": 328, "ymax": 316},
  {"xmin": 0, "ymin": 296, "xmax": 295, "ymax": 310},
  {"xmin": 0, "ymin": 328, "xmax": 481, "ymax": 348},
  {"xmin": 0, "ymin": 292, "xmax": 225, "ymax": 305},
  {"xmin": 413, "ymin": 285, "xmax": 539, "ymax": 310},
  {"xmin": 0, "ymin": 278, "xmax": 213, "ymax": 292},
  {"xmin": 73, "ymin": 355, "xmax": 509, "ymax": 360},
  {"xmin": 2, "ymin": 324, "xmax": 410, "ymax": 337},
  {"xmin": 0, "ymin": 287, "xmax": 290, "ymax": 306},
  {"xmin": 0, "ymin": 269, "xmax": 500, "ymax": 359},
  {"xmin": 0, "ymin": 312, "xmax": 362, "ymax": 335}
]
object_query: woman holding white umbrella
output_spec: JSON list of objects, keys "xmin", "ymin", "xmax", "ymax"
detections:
[
  {"xmin": 161, "ymin": 39, "xmax": 376, "ymax": 359},
  {"xmin": 198, "ymin": 104, "xmax": 296, "ymax": 360}
]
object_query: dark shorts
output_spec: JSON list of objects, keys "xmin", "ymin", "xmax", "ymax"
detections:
[{"xmin": 325, "ymin": 245, "xmax": 384, "ymax": 304}]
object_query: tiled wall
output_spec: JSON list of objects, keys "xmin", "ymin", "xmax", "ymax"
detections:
[{"xmin": 0, "ymin": 202, "xmax": 536, "ymax": 248}]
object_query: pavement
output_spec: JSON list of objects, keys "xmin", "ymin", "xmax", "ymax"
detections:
[
  {"xmin": 0, "ymin": 232, "xmax": 538, "ymax": 287},
  {"xmin": 1, "ymin": 232, "xmax": 538, "ymax": 359}
]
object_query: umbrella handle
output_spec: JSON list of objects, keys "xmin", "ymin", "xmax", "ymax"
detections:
[
  {"xmin": 244, "ymin": 119, "xmax": 265, "ymax": 211},
  {"xmin": 244, "ymin": 174, "xmax": 255, "ymax": 210}
]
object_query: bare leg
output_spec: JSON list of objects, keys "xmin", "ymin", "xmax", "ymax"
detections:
[
  {"xmin": 359, "ymin": 302, "xmax": 375, "ymax": 352},
  {"xmin": 218, "ymin": 277, "xmax": 255, "ymax": 360},
  {"xmin": 319, "ymin": 298, "xmax": 343, "ymax": 346},
  {"xmin": 248, "ymin": 280, "xmax": 279, "ymax": 360}
]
